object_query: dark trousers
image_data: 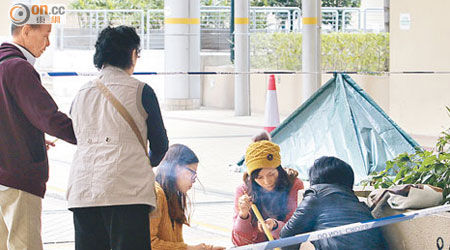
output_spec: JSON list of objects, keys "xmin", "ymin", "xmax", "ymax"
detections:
[{"xmin": 72, "ymin": 205, "xmax": 151, "ymax": 250}]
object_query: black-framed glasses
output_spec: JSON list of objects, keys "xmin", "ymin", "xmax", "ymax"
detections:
[
  {"xmin": 136, "ymin": 48, "xmax": 141, "ymax": 58},
  {"xmin": 181, "ymin": 165, "xmax": 197, "ymax": 183}
]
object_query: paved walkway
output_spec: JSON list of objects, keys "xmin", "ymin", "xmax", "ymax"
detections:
[
  {"xmin": 42, "ymin": 188, "xmax": 236, "ymax": 249},
  {"xmin": 43, "ymin": 108, "xmax": 272, "ymax": 249},
  {"xmin": 40, "ymin": 76, "xmax": 433, "ymax": 250}
]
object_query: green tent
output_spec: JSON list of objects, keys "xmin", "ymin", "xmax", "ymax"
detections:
[{"xmin": 240, "ymin": 73, "xmax": 420, "ymax": 184}]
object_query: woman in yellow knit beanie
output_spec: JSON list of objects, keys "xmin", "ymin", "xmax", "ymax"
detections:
[{"xmin": 232, "ymin": 140, "xmax": 304, "ymax": 246}]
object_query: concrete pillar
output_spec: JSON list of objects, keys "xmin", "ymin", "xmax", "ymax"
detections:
[
  {"xmin": 301, "ymin": 0, "xmax": 321, "ymax": 102},
  {"xmin": 164, "ymin": 0, "xmax": 201, "ymax": 110},
  {"xmin": 234, "ymin": 0, "xmax": 250, "ymax": 116}
]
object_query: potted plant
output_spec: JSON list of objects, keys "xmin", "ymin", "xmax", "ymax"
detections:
[{"xmin": 366, "ymin": 107, "xmax": 450, "ymax": 204}]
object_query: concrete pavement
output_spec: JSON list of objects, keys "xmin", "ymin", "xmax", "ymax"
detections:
[
  {"xmin": 40, "ymin": 74, "xmax": 434, "ymax": 250},
  {"xmin": 43, "ymin": 108, "xmax": 271, "ymax": 249}
]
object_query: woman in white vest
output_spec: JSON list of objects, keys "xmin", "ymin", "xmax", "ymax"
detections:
[{"xmin": 67, "ymin": 26, "xmax": 168, "ymax": 250}]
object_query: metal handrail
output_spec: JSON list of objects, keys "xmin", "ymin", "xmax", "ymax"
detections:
[
  {"xmin": 364, "ymin": 8, "xmax": 384, "ymax": 32},
  {"xmin": 342, "ymin": 8, "xmax": 361, "ymax": 32},
  {"xmin": 321, "ymin": 9, "xmax": 339, "ymax": 32},
  {"xmin": 60, "ymin": 7, "xmax": 385, "ymax": 50}
]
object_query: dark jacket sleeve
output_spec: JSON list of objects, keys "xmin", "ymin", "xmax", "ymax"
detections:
[
  {"xmin": 142, "ymin": 84, "xmax": 168, "ymax": 167},
  {"xmin": 7, "ymin": 60, "xmax": 76, "ymax": 144},
  {"xmin": 280, "ymin": 189, "xmax": 318, "ymax": 250}
]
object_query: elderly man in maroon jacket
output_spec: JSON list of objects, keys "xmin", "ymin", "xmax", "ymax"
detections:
[{"xmin": 0, "ymin": 23, "xmax": 76, "ymax": 249}]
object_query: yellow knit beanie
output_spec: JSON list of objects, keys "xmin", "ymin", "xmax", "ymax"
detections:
[{"xmin": 245, "ymin": 140, "xmax": 281, "ymax": 175}]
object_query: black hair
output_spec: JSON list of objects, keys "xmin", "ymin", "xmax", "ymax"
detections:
[
  {"xmin": 156, "ymin": 144, "xmax": 199, "ymax": 226},
  {"xmin": 243, "ymin": 166, "xmax": 297, "ymax": 224},
  {"xmin": 93, "ymin": 25, "xmax": 140, "ymax": 70},
  {"xmin": 309, "ymin": 156, "xmax": 354, "ymax": 189},
  {"xmin": 252, "ymin": 130, "xmax": 271, "ymax": 142}
]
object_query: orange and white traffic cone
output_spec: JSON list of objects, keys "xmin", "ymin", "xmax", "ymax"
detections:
[{"xmin": 264, "ymin": 75, "xmax": 280, "ymax": 133}]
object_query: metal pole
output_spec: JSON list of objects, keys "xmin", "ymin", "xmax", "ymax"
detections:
[
  {"xmin": 189, "ymin": 0, "xmax": 201, "ymax": 108},
  {"xmin": 89, "ymin": 11, "xmax": 93, "ymax": 49},
  {"xmin": 59, "ymin": 23, "xmax": 64, "ymax": 50},
  {"xmin": 230, "ymin": 0, "xmax": 235, "ymax": 63},
  {"xmin": 96, "ymin": 11, "xmax": 99, "ymax": 32},
  {"xmin": 301, "ymin": 0, "xmax": 321, "ymax": 103},
  {"xmin": 103, "ymin": 10, "xmax": 107, "ymax": 28},
  {"xmin": 234, "ymin": 0, "xmax": 250, "ymax": 116},
  {"xmin": 364, "ymin": 9, "xmax": 367, "ymax": 32},
  {"xmin": 384, "ymin": 0, "xmax": 390, "ymax": 32},
  {"xmin": 146, "ymin": 10, "xmax": 150, "ymax": 50},
  {"xmin": 140, "ymin": 11, "xmax": 145, "ymax": 49}
]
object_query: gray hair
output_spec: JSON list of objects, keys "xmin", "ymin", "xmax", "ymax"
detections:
[{"xmin": 11, "ymin": 24, "xmax": 41, "ymax": 36}]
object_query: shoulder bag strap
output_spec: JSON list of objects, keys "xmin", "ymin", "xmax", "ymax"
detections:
[{"xmin": 95, "ymin": 79, "xmax": 148, "ymax": 157}]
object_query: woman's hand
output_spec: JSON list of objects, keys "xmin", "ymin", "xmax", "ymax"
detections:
[
  {"xmin": 238, "ymin": 194, "xmax": 251, "ymax": 219},
  {"xmin": 257, "ymin": 218, "xmax": 278, "ymax": 233},
  {"xmin": 187, "ymin": 243, "xmax": 207, "ymax": 250},
  {"xmin": 210, "ymin": 246, "xmax": 225, "ymax": 250},
  {"xmin": 205, "ymin": 245, "xmax": 226, "ymax": 250},
  {"xmin": 187, "ymin": 244, "xmax": 225, "ymax": 250}
]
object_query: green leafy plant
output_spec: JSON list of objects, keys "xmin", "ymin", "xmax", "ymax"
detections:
[
  {"xmin": 70, "ymin": 0, "xmax": 230, "ymax": 32},
  {"xmin": 366, "ymin": 107, "xmax": 450, "ymax": 204},
  {"xmin": 71, "ymin": 0, "xmax": 231, "ymax": 9},
  {"xmin": 251, "ymin": 0, "xmax": 360, "ymax": 8},
  {"xmin": 250, "ymin": 32, "xmax": 389, "ymax": 72},
  {"xmin": 251, "ymin": 0, "xmax": 361, "ymax": 31},
  {"xmin": 71, "ymin": 0, "xmax": 163, "ymax": 10},
  {"xmin": 321, "ymin": 0, "xmax": 361, "ymax": 31}
]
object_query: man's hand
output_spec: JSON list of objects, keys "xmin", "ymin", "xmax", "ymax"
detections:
[{"xmin": 45, "ymin": 139, "xmax": 56, "ymax": 151}]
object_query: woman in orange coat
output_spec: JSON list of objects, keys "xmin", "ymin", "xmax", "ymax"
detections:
[{"xmin": 150, "ymin": 144, "xmax": 224, "ymax": 250}]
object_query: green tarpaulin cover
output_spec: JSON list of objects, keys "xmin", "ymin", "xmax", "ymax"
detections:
[{"xmin": 240, "ymin": 73, "xmax": 420, "ymax": 184}]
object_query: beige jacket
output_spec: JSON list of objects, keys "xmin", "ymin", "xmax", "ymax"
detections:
[{"xmin": 67, "ymin": 65, "xmax": 156, "ymax": 209}]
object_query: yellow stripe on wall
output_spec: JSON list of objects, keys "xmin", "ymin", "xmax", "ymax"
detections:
[
  {"xmin": 235, "ymin": 17, "xmax": 249, "ymax": 24},
  {"xmin": 302, "ymin": 17, "xmax": 318, "ymax": 25},
  {"xmin": 165, "ymin": 18, "xmax": 200, "ymax": 24}
]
